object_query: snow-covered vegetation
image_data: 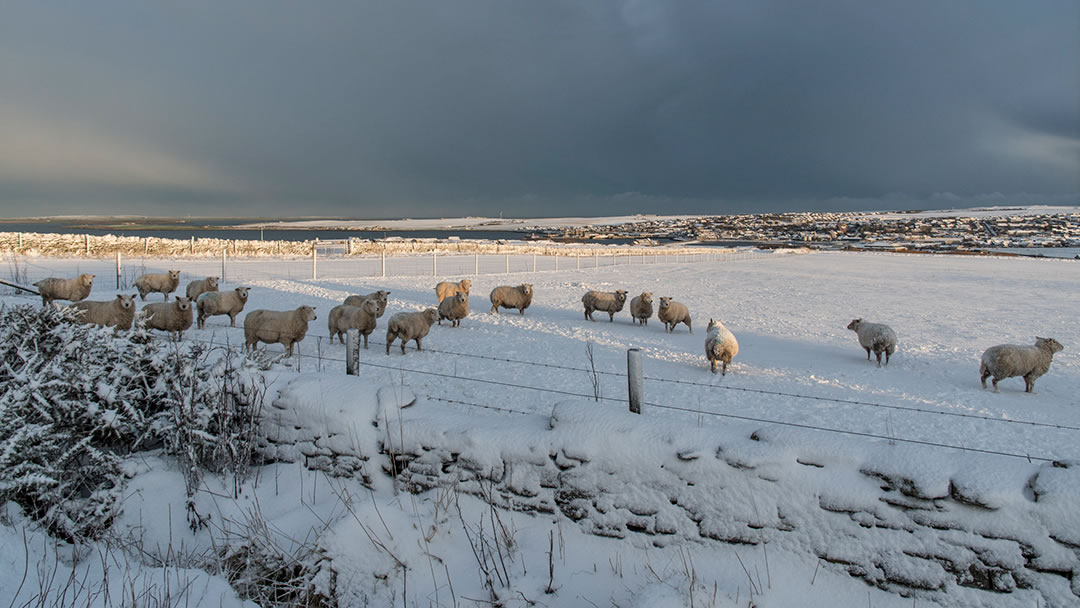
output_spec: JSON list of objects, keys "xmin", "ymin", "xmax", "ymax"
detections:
[{"xmin": 1, "ymin": 249, "xmax": 1077, "ymax": 607}]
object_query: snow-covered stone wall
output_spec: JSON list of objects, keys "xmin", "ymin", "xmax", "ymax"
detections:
[{"xmin": 265, "ymin": 375, "xmax": 1080, "ymax": 607}]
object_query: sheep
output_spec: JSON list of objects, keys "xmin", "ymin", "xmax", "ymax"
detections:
[
  {"xmin": 343, "ymin": 290, "xmax": 390, "ymax": 318},
  {"xmin": 33, "ymin": 274, "xmax": 95, "ymax": 307},
  {"xmin": 197, "ymin": 287, "xmax": 250, "ymax": 329},
  {"xmin": 629, "ymin": 292, "xmax": 654, "ymax": 325},
  {"xmin": 70, "ymin": 294, "xmax": 137, "ymax": 330},
  {"xmin": 438, "ymin": 292, "xmax": 469, "ymax": 327},
  {"xmin": 658, "ymin": 297, "xmax": 692, "ymax": 333},
  {"xmin": 385, "ymin": 308, "xmax": 439, "ymax": 355},
  {"xmin": 705, "ymin": 319, "xmax": 739, "ymax": 375},
  {"xmin": 185, "ymin": 276, "xmax": 219, "ymax": 301},
  {"xmin": 134, "ymin": 270, "xmax": 181, "ymax": 301},
  {"xmin": 980, "ymin": 337, "xmax": 1063, "ymax": 393},
  {"xmin": 142, "ymin": 296, "xmax": 194, "ymax": 339},
  {"xmin": 846, "ymin": 319, "xmax": 898, "ymax": 367},
  {"xmin": 243, "ymin": 305, "xmax": 317, "ymax": 356},
  {"xmin": 435, "ymin": 279, "xmax": 472, "ymax": 303},
  {"xmin": 582, "ymin": 289, "xmax": 628, "ymax": 322},
  {"xmin": 328, "ymin": 298, "xmax": 381, "ymax": 347},
  {"xmin": 489, "ymin": 283, "xmax": 533, "ymax": 315}
]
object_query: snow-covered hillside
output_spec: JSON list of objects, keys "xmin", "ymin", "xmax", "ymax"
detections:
[{"xmin": 2, "ymin": 250, "xmax": 1077, "ymax": 607}]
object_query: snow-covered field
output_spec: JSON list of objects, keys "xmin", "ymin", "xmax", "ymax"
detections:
[{"xmin": 2, "ymin": 250, "xmax": 1078, "ymax": 607}]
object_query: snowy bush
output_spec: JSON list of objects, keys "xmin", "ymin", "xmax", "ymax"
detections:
[{"xmin": 0, "ymin": 304, "xmax": 267, "ymax": 540}]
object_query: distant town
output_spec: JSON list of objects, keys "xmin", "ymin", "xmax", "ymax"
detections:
[{"xmin": 525, "ymin": 209, "xmax": 1080, "ymax": 253}]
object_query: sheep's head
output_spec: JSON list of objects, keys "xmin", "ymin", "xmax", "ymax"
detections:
[
  {"xmin": 297, "ymin": 305, "xmax": 317, "ymax": 321},
  {"xmin": 117, "ymin": 294, "xmax": 136, "ymax": 310},
  {"xmin": 176, "ymin": 296, "xmax": 192, "ymax": 311},
  {"xmin": 207, "ymin": 277, "xmax": 219, "ymax": 289},
  {"xmin": 236, "ymin": 287, "xmax": 251, "ymax": 301},
  {"xmin": 81, "ymin": 274, "xmax": 95, "ymax": 286},
  {"xmin": 459, "ymin": 279, "xmax": 472, "ymax": 293},
  {"xmin": 615, "ymin": 289, "xmax": 628, "ymax": 303},
  {"xmin": 1036, "ymin": 337, "xmax": 1063, "ymax": 354},
  {"xmin": 362, "ymin": 299, "xmax": 381, "ymax": 315},
  {"xmin": 423, "ymin": 308, "xmax": 439, "ymax": 325},
  {"xmin": 846, "ymin": 319, "xmax": 862, "ymax": 331},
  {"xmin": 168, "ymin": 270, "xmax": 181, "ymax": 281},
  {"xmin": 521, "ymin": 284, "xmax": 533, "ymax": 296},
  {"xmin": 639, "ymin": 292, "xmax": 653, "ymax": 304},
  {"xmin": 454, "ymin": 292, "xmax": 468, "ymax": 305},
  {"xmin": 707, "ymin": 318, "xmax": 718, "ymax": 331},
  {"xmin": 659, "ymin": 296, "xmax": 672, "ymax": 309}
]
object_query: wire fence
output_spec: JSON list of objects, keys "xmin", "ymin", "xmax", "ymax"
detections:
[{"xmin": 168, "ymin": 318, "xmax": 1077, "ymax": 464}]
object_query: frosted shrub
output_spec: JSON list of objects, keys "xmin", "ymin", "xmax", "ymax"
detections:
[{"xmin": 0, "ymin": 304, "xmax": 267, "ymax": 540}]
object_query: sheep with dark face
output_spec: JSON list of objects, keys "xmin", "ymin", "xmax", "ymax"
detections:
[
  {"xmin": 33, "ymin": 274, "xmax": 94, "ymax": 307},
  {"xmin": 846, "ymin": 319, "xmax": 897, "ymax": 367},
  {"xmin": 582, "ymin": 290, "xmax": 628, "ymax": 322},
  {"xmin": 489, "ymin": 284, "xmax": 533, "ymax": 315},
  {"xmin": 143, "ymin": 296, "xmax": 194, "ymax": 339},
  {"xmin": 71, "ymin": 294, "xmax": 137, "ymax": 330},
  {"xmin": 243, "ymin": 305, "xmax": 317, "ymax": 356},
  {"xmin": 328, "ymin": 298, "xmax": 381, "ymax": 347},
  {"xmin": 385, "ymin": 308, "xmax": 439, "ymax": 354},
  {"xmin": 658, "ymin": 297, "xmax": 691, "ymax": 333},
  {"xmin": 980, "ymin": 337, "xmax": 1063, "ymax": 393},
  {"xmin": 134, "ymin": 270, "xmax": 181, "ymax": 301}
]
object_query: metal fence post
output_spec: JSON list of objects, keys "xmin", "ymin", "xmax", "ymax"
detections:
[
  {"xmin": 190, "ymin": 236, "xmax": 195, "ymax": 255},
  {"xmin": 474, "ymin": 253, "xmax": 479, "ymax": 275},
  {"xmin": 505, "ymin": 254, "xmax": 509, "ymax": 273},
  {"xmin": 433, "ymin": 251, "xmax": 437, "ymax": 276},
  {"xmin": 115, "ymin": 251, "xmax": 122, "ymax": 289},
  {"xmin": 346, "ymin": 329, "xmax": 360, "ymax": 375},
  {"xmin": 381, "ymin": 246, "xmax": 386, "ymax": 277},
  {"xmin": 554, "ymin": 253, "xmax": 558, "ymax": 271},
  {"xmin": 222, "ymin": 248, "xmax": 227, "ymax": 284},
  {"xmin": 84, "ymin": 234, "xmax": 89, "ymax": 255},
  {"xmin": 532, "ymin": 254, "xmax": 536, "ymax": 273},
  {"xmin": 627, "ymin": 348, "xmax": 643, "ymax": 414},
  {"xmin": 312, "ymin": 243, "xmax": 317, "ymax": 280}
]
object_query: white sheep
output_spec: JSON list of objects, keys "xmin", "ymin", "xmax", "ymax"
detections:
[
  {"xmin": 197, "ymin": 287, "xmax": 250, "ymax": 329},
  {"xmin": 343, "ymin": 290, "xmax": 390, "ymax": 318},
  {"xmin": 134, "ymin": 270, "xmax": 181, "ymax": 301},
  {"xmin": 658, "ymin": 297, "xmax": 692, "ymax": 333},
  {"xmin": 705, "ymin": 319, "xmax": 739, "ymax": 375},
  {"xmin": 71, "ymin": 294, "xmax": 137, "ymax": 330},
  {"xmin": 33, "ymin": 274, "xmax": 95, "ymax": 307},
  {"xmin": 846, "ymin": 319, "xmax": 897, "ymax": 367},
  {"xmin": 629, "ymin": 292, "xmax": 653, "ymax": 326},
  {"xmin": 328, "ymin": 299, "xmax": 381, "ymax": 347},
  {"xmin": 438, "ymin": 292, "xmax": 469, "ymax": 327},
  {"xmin": 243, "ymin": 305, "xmax": 317, "ymax": 355},
  {"xmin": 185, "ymin": 276, "xmax": 219, "ymax": 300},
  {"xmin": 582, "ymin": 289, "xmax": 628, "ymax": 322},
  {"xmin": 489, "ymin": 284, "xmax": 533, "ymax": 315},
  {"xmin": 142, "ymin": 296, "xmax": 194, "ymax": 339},
  {"xmin": 435, "ymin": 279, "xmax": 472, "ymax": 303},
  {"xmin": 980, "ymin": 337, "xmax": 1063, "ymax": 393},
  {"xmin": 385, "ymin": 308, "xmax": 439, "ymax": 355}
]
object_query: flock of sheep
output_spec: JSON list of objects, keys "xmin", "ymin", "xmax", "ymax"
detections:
[{"xmin": 30, "ymin": 270, "xmax": 1065, "ymax": 393}]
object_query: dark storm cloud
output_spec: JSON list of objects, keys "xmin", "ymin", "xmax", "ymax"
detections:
[{"xmin": 1, "ymin": 0, "xmax": 1077, "ymax": 217}]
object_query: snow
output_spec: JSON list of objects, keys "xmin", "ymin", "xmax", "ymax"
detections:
[{"xmin": 2, "ymin": 249, "xmax": 1078, "ymax": 607}]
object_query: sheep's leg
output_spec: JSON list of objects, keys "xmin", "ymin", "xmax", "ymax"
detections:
[
  {"xmin": 980, "ymin": 366, "xmax": 990, "ymax": 388},
  {"xmin": 875, "ymin": 351, "xmax": 882, "ymax": 367},
  {"xmin": 609, "ymin": 311, "xmax": 615, "ymax": 322},
  {"xmin": 1024, "ymin": 374, "xmax": 1035, "ymax": 393},
  {"xmin": 229, "ymin": 313, "xmax": 237, "ymax": 327},
  {"xmin": 884, "ymin": 350, "xmax": 891, "ymax": 366},
  {"xmin": 518, "ymin": 307, "xmax": 524, "ymax": 315},
  {"xmin": 722, "ymin": 361, "xmax": 728, "ymax": 376},
  {"xmin": 991, "ymin": 377, "xmax": 999, "ymax": 392},
  {"xmin": 864, "ymin": 346, "xmax": 871, "ymax": 361},
  {"xmin": 363, "ymin": 333, "xmax": 369, "ymax": 349},
  {"xmin": 414, "ymin": 337, "xmax": 422, "ymax": 352},
  {"xmin": 490, "ymin": 303, "xmax": 498, "ymax": 314},
  {"xmin": 686, "ymin": 320, "xmax": 692, "ymax": 333}
]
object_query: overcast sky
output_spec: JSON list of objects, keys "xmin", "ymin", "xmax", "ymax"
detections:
[{"xmin": 1, "ymin": 1, "xmax": 1077, "ymax": 218}]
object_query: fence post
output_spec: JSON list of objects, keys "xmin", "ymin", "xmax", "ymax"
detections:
[
  {"xmin": 17, "ymin": 233, "xmax": 22, "ymax": 249},
  {"xmin": 474, "ymin": 253, "xmax": 479, "ymax": 275},
  {"xmin": 222, "ymin": 248, "xmax": 227, "ymax": 284},
  {"xmin": 115, "ymin": 251, "xmax": 122, "ymax": 289},
  {"xmin": 381, "ymin": 246, "xmax": 386, "ymax": 277},
  {"xmin": 190, "ymin": 236, "xmax": 195, "ymax": 254},
  {"xmin": 346, "ymin": 238, "xmax": 352, "ymax": 256},
  {"xmin": 594, "ymin": 255, "xmax": 598, "ymax": 268},
  {"xmin": 554, "ymin": 254, "xmax": 558, "ymax": 271},
  {"xmin": 84, "ymin": 234, "xmax": 89, "ymax": 255},
  {"xmin": 346, "ymin": 329, "xmax": 360, "ymax": 375},
  {"xmin": 312, "ymin": 243, "xmax": 317, "ymax": 280},
  {"xmin": 433, "ymin": 251, "xmax": 437, "ymax": 277},
  {"xmin": 627, "ymin": 348, "xmax": 643, "ymax": 415},
  {"xmin": 505, "ymin": 254, "xmax": 509, "ymax": 274},
  {"xmin": 532, "ymin": 254, "xmax": 536, "ymax": 273}
]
